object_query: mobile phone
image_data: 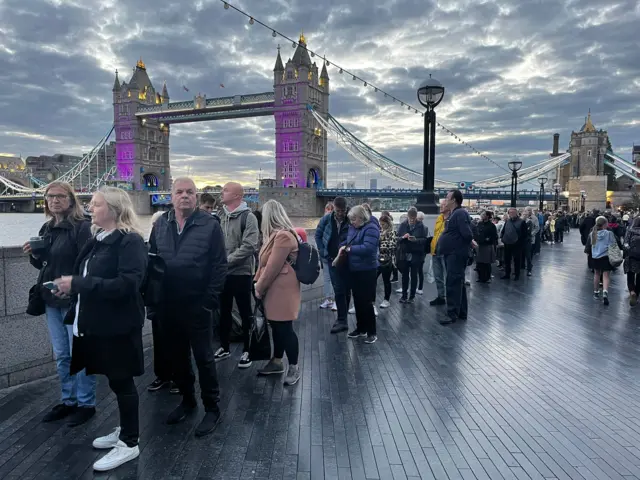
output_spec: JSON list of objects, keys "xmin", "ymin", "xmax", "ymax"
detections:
[{"xmin": 42, "ymin": 281, "xmax": 58, "ymax": 291}]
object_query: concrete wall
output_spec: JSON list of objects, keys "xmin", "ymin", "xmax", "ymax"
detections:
[
  {"xmin": 0, "ymin": 246, "xmax": 153, "ymax": 389},
  {"xmin": 259, "ymin": 187, "xmax": 324, "ymax": 217},
  {"xmin": 0, "ymin": 227, "xmax": 323, "ymax": 389}
]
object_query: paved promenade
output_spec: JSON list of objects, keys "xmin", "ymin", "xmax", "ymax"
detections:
[{"xmin": 2, "ymin": 231, "xmax": 640, "ymax": 479}]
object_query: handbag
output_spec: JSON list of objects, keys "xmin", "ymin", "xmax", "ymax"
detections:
[
  {"xmin": 26, "ymin": 261, "xmax": 46, "ymax": 316},
  {"xmin": 608, "ymin": 238, "xmax": 623, "ymax": 268},
  {"xmin": 248, "ymin": 298, "xmax": 273, "ymax": 361},
  {"xmin": 141, "ymin": 253, "xmax": 166, "ymax": 307}
]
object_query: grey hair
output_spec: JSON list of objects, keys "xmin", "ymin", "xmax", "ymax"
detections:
[
  {"xmin": 347, "ymin": 205, "xmax": 370, "ymax": 223},
  {"xmin": 171, "ymin": 177, "xmax": 196, "ymax": 192},
  {"xmin": 416, "ymin": 211, "xmax": 425, "ymax": 221}
]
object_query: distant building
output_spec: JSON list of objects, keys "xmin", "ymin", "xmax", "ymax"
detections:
[
  {"xmin": 346, "ymin": 181, "xmax": 356, "ymax": 189},
  {"xmin": 25, "ymin": 143, "xmax": 116, "ymax": 191},
  {"xmin": 369, "ymin": 178, "xmax": 378, "ymax": 190},
  {"xmin": 0, "ymin": 156, "xmax": 30, "ymax": 187},
  {"xmin": 335, "ymin": 181, "xmax": 344, "ymax": 189}
]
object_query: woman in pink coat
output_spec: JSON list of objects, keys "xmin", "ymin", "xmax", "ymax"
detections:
[{"xmin": 254, "ymin": 200, "xmax": 301, "ymax": 386}]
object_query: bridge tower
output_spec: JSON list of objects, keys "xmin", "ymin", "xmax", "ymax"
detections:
[
  {"xmin": 273, "ymin": 33, "xmax": 329, "ymax": 188},
  {"xmin": 112, "ymin": 59, "xmax": 171, "ymax": 191},
  {"xmin": 566, "ymin": 111, "xmax": 610, "ymax": 211}
]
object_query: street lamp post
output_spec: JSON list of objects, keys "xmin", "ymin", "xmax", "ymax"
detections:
[
  {"xmin": 538, "ymin": 176, "xmax": 547, "ymax": 211},
  {"xmin": 508, "ymin": 160, "xmax": 523, "ymax": 208},
  {"xmin": 416, "ymin": 75, "xmax": 445, "ymax": 214},
  {"xmin": 580, "ymin": 190, "xmax": 586, "ymax": 212},
  {"xmin": 554, "ymin": 183, "xmax": 561, "ymax": 211}
]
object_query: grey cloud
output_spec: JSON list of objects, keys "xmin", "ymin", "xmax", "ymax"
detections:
[{"xmin": 0, "ymin": 0, "xmax": 638, "ymax": 189}]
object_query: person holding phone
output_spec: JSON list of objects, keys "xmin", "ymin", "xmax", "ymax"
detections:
[
  {"xmin": 53, "ymin": 186, "xmax": 148, "ymax": 472},
  {"xmin": 23, "ymin": 181, "xmax": 95, "ymax": 426},
  {"xmin": 396, "ymin": 207, "xmax": 428, "ymax": 303}
]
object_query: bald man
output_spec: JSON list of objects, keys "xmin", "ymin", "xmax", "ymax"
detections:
[{"xmin": 215, "ymin": 182, "xmax": 259, "ymax": 368}]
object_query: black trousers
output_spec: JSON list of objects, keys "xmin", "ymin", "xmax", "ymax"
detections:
[
  {"xmin": 329, "ymin": 264, "xmax": 351, "ymax": 325},
  {"xmin": 523, "ymin": 242, "xmax": 533, "ymax": 272},
  {"xmin": 401, "ymin": 261, "xmax": 420, "ymax": 298},
  {"xmin": 627, "ymin": 272, "xmax": 640, "ymax": 293},
  {"xmin": 269, "ymin": 321, "xmax": 299, "ymax": 364},
  {"xmin": 477, "ymin": 263, "xmax": 491, "ymax": 282},
  {"xmin": 151, "ymin": 315, "xmax": 172, "ymax": 381},
  {"xmin": 418, "ymin": 261, "xmax": 425, "ymax": 290},
  {"xmin": 445, "ymin": 253, "xmax": 468, "ymax": 318},
  {"xmin": 219, "ymin": 275, "xmax": 253, "ymax": 352},
  {"xmin": 377, "ymin": 264, "xmax": 393, "ymax": 301},
  {"xmin": 350, "ymin": 269, "xmax": 377, "ymax": 335},
  {"xmin": 108, "ymin": 376, "xmax": 139, "ymax": 447},
  {"xmin": 165, "ymin": 304, "xmax": 220, "ymax": 411},
  {"xmin": 555, "ymin": 229, "xmax": 564, "ymax": 243},
  {"xmin": 503, "ymin": 244, "xmax": 522, "ymax": 278}
]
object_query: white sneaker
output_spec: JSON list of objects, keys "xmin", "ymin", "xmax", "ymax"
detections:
[
  {"xmin": 395, "ymin": 287, "xmax": 403, "ymax": 293},
  {"xmin": 348, "ymin": 306, "xmax": 356, "ymax": 314},
  {"xmin": 330, "ymin": 302, "xmax": 337, "ymax": 311},
  {"xmin": 374, "ymin": 306, "xmax": 379, "ymax": 316},
  {"xmin": 238, "ymin": 351, "xmax": 252, "ymax": 369},
  {"xmin": 93, "ymin": 427, "xmax": 122, "ymax": 449},
  {"xmin": 319, "ymin": 299, "xmax": 331, "ymax": 309},
  {"xmin": 380, "ymin": 300, "xmax": 390, "ymax": 308},
  {"xmin": 416, "ymin": 290, "xmax": 423, "ymax": 295},
  {"xmin": 93, "ymin": 440, "xmax": 140, "ymax": 472}
]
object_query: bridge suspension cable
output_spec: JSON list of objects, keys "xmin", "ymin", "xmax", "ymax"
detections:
[
  {"xmin": 474, "ymin": 153, "xmax": 571, "ymax": 189},
  {"xmin": 308, "ymin": 106, "xmax": 457, "ymax": 188}
]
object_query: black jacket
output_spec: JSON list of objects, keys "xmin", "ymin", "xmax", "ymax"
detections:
[
  {"xmin": 476, "ymin": 220, "xmax": 498, "ymax": 246},
  {"xmin": 436, "ymin": 207, "xmax": 473, "ymax": 256},
  {"xmin": 396, "ymin": 220, "xmax": 428, "ymax": 263},
  {"xmin": 66, "ymin": 230, "xmax": 147, "ymax": 337},
  {"xmin": 580, "ymin": 215, "xmax": 596, "ymax": 245},
  {"xmin": 30, "ymin": 217, "xmax": 92, "ymax": 308},
  {"xmin": 149, "ymin": 209, "xmax": 227, "ymax": 310}
]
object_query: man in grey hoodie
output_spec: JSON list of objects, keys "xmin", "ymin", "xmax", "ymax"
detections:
[{"xmin": 214, "ymin": 182, "xmax": 259, "ymax": 368}]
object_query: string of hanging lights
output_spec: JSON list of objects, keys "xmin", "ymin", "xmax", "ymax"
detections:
[{"xmin": 220, "ymin": 0, "xmax": 510, "ymax": 174}]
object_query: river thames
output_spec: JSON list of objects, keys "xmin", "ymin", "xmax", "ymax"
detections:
[{"xmin": 0, "ymin": 213, "xmax": 388, "ymax": 246}]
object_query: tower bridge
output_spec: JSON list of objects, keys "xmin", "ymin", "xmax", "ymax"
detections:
[{"xmin": 0, "ymin": 35, "xmax": 638, "ymax": 214}]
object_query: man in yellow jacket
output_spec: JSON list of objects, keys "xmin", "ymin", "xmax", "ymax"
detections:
[{"xmin": 429, "ymin": 205, "xmax": 450, "ymax": 306}]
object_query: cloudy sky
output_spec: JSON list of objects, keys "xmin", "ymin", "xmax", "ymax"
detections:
[{"xmin": 0, "ymin": 0, "xmax": 638, "ymax": 189}]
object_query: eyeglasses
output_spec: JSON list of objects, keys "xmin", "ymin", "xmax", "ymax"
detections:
[{"xmin": 45, "ymin": 194, "xmax": 68, "ymax": 201}]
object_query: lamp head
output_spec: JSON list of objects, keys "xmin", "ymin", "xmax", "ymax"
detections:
[
  {"xmin": 417, "ymin": 75, "xmax": 444, "ymax": 109},
  {"xmin": 508, "ymin": 160, "xmax": 523, "ymax": 172},
  {"xmin": 538, "ymin": 176, "xmax": 548, "ymax": 185},
  {"xmin": 553, "ymin": 183, "xmax": 561, "ymax": 190}
]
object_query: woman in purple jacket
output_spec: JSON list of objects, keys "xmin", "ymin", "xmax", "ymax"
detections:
[{"xmin": 336, "ymin": 205, "xmax": 380, "ymax": 343}]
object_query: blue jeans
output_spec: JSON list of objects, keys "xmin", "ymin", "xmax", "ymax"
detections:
[
  {"xmin": 432, "ymin": 255, "xmax": 447, "ymax": 298},
  {"xmin": 45, "ymin": 306, "xmax": 96, "ymax": 407}
]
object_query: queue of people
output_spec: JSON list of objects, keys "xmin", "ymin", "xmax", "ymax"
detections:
[{"xmin": 28, "ymin": 180, "xmax": 635, "ymax": 472}]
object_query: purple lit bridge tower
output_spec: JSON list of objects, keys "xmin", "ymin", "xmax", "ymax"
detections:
[{"xmin": 111, "ymin": 35, "xmax": 329, "ymax": 215}]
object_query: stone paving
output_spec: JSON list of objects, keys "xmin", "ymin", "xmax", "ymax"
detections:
[{"xmin": 1, "ymin": 231, "xmax": 640, "ymax": 479}]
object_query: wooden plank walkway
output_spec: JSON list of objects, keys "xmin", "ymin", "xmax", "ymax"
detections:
[{"xmin": 2, "ymin": 230, "xmax": 640, "ymax": 479}]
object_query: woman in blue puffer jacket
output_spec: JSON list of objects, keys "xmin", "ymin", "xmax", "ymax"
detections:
[{"xmin": 336, "ymin": 205, "xmax": 380, "ymax": 344}]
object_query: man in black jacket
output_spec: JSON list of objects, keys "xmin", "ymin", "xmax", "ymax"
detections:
[
  {"xmin": 436, "ymin": 190, "xmax": 473, "ymax": 324},
  {"xmin": 149, "ymin": 177, "xmax": 227, "ymax": 437},
  {"xmin": 500, "ymin": 208, "xmax": 528, "ymax": 281}
]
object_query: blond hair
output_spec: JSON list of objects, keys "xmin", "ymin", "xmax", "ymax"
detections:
[
  {"xmin": 261, "ymin": 199, "xmax": 295, "ymax": 240},
  {"xmin": 91, "ymin": 186, "xmax": 143, "ymax": 236},
  {"xmin": 43, "ymin": 181, "xmax": 86, "ymax": 223}
]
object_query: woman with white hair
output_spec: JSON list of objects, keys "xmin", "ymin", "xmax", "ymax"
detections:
[
  {"xmin": 254, "ymin": 200, "xmax": 302, "ymax": 386},
  {"xmin": 336, "ymin": 205, "xmax": 380, "ymax": 343},
  {"xmin": 53, "ymin": 186, "xmax": 148, "ymax": 471}
]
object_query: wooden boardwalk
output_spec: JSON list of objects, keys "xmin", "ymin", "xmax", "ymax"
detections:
[{"xmin": 2, "ymin": 231, "xmax": 640, "ymax": 479}]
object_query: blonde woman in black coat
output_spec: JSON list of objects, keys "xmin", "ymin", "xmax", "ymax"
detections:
[{"xmin": 53, "ymin": 186, "xmax": 148, "ymax": 472}]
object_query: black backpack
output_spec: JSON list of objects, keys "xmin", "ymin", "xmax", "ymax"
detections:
[{"xmin": 289, "ymin": 233, "xmax": 321, "ymax": 285}]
